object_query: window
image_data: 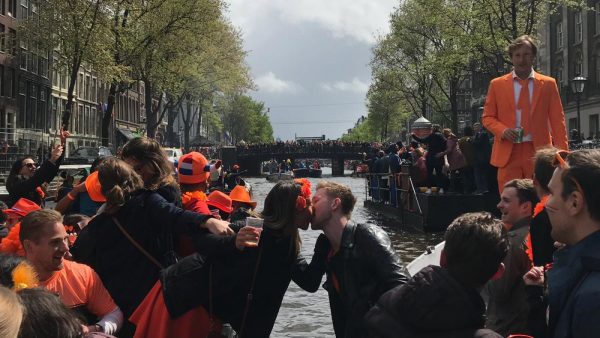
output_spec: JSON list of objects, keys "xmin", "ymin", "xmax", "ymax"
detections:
[
  {"xmin": 575, "ymin": 11, "xmax": 583, "ymax": 43},
  {"xmin": 557, "ymin": 22, "xmax": 563, "ymax": 49},
  {"xmin": 596, "ymin": 57, "xmax": 600, "ymax": 85},
  {"xmin": 590, "ymin": 114, "xmax": 599, "ymax": 139},
  {"xmin": 92, "ymin": 78, "xmax": 97, "ymax": 102},
  {"xmin": 85, "ymin": 106, "xmax": 90, "ymax": 134},
  {"xmin": 575, "ymin": 52, "xmax": 583, "ymax": 76},
  {"xmin": 85, "ymin": 74, "xmax": 90, "ymax": 101},
  {"xmin": 0, "ymin": 0, "xmax": 5, "ymax": 15},
  {"xmin": 8, "ymin": 0, "xmax": 16, "ymax": 17},
  {"xmin": 19, "ymin": 0, "xmax": 27, "ymax": 20},
  {"xmin": 0, "ymin": 24, "xmax": 4, "ymax": 53},
  {"xmin": 597, "ymin": 3, "xmax": 600, "ymax": 35}
]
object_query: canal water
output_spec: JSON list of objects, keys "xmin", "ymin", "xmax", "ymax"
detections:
[{"xmin": 245, "ymin": 168, "xmax": 444, "ymax": 337}]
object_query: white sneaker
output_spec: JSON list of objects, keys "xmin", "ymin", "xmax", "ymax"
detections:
[
  {"xmin": 439, "ymin": 188, "xmax": 444, "ymax": 194},
  {"xmin": 425, "ymin": 188, "xmax": 432, "ymax": 194}
]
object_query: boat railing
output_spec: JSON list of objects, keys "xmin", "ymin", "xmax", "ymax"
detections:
[{"xmin": 364, "ymin": 167, "xmax": 423, "ymax": 215}]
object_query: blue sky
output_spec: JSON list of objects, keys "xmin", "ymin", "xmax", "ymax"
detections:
[{"xmin": 226, "ymin": 0, "xmax": 398, "ymax": 141}]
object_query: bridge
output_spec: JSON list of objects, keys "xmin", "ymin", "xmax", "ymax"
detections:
[{"xmin": 220, "ymin": 142, "xmax": 370, "ymax": 176}]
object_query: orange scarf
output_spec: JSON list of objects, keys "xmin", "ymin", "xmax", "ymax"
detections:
[
  {"xmin": 181, "ymin": 191, "xmax": 208, "ymax": 205},
  {"xmin": 525, "ymin": 195, "xmax": 549, "ymax": 263}
]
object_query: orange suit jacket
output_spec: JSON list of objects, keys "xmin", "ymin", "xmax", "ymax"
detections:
[{"xmin": 482, "ymin": 72, "xmax": 568, "ymax": 168}]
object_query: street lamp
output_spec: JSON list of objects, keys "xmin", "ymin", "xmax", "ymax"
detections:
[{"xmin": 571, "ymin": 75, "xmax": 587, "ymax": 141}]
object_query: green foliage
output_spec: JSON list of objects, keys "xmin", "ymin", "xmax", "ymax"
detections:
[
  {"xmin": 367, "ymin": 0, "xmax": 586, "ymax": 138},
  {"xmin": 219, "ymin": 94, "xmax": 273, "ymax": 144}
]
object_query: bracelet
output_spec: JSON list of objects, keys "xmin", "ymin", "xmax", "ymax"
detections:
[{"xmin": 66, "ymin": 192, "xmax": 75, "ymax": 201}]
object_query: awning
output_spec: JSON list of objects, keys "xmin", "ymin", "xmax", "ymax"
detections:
[{"xmin": 116, "ymin": 128, "xmax": 136, "ymax": 140}]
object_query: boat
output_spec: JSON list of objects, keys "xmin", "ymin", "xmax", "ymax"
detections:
[
  {"xmin": 266, "ymin": 172, "xmax": 294, "ymax": 182},
  {"xmin": 308, "ymin": 168, "xmax": 322, "ymax": 178},
  {"xmin": 293, "ymin": 168, "xmax": 310, "ymax": 178},
  {"xmin": 406, "ymin": 241, "xmax": 444, "ymax": 276}
]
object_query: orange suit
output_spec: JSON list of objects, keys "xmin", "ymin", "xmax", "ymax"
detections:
[{"xmin": 482, "ymin": 72, "xmax": 568, "ymax": 191}]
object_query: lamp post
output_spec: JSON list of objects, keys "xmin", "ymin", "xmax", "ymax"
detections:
[{"xmin": 571, "ymin": 75, "xmax": 587, "ymax": 141}]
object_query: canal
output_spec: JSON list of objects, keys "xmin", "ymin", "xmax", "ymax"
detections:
[{"xmin": 244, "ymin": 168, "xmax": 444, "ymax": 337}]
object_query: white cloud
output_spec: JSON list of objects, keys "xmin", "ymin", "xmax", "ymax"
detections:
[
  {"xmin": 226, "ymin": 0, "xmax": 396, "ymax": 44},
  {"xmin": 255, "ymin": 72, "xmax": 302, "ymax": 94},
  {"xmin": 320, "ymin": 78, "xmax": 370, "ymax": 93}
]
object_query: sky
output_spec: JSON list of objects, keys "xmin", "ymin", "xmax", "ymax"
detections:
[{"xmin": 226, "ymin": 0, "xmax": 398, "ymax": 141}]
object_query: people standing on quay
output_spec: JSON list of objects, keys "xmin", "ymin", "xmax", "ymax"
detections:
[
  {"xmin": 482, "ymin": 35, "xmax": 568, "ymax": 192},
  {"xmin": 365, "ymin": 212, "xmax": 507, "ymax": 338},
  {"xmin": 412, "ymin": 124, "xmax": 447, "ymax": 194},
  {"xmin": 310, "ymin": 181, "xmax": 408, "ymax": 338},
  {"xmin": 485, "ymin": 179, "xmax": 537, "ymax": 336},
  {"xmin": 472, "ymin": 122, "xmax": 492, "ymax": 194}
]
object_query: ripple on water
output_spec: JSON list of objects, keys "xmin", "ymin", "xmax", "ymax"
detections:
[{"xmin": 246, "ymin": 169, "xmax": 443, "ymax": 336}]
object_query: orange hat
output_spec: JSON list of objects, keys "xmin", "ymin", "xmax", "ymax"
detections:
[
  {"xmin": 3, "ymin": 198, "xmax": 40, "ymax": 218},
  {"xmin": 229, "ymin": 185, "xmax": 257, "ymax": 209},
  {"xmin": 206, "ymin": 190, "xmax": 233, "ymax": 213},
  {"xmin": 85, "ymin": 171, "xmax": 106, "ymax": 203},
  {"xmin": 178, "ymin": 152, "xmax": 210, "ymax": 184}
]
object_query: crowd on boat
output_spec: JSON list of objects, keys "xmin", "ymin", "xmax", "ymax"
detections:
[{"xmin": 0, "ymin": 33, "xmax": 599, "ymax": 338}]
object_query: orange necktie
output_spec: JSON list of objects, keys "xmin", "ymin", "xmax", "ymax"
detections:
[{"xmin": 517, "ymin": 78, "xmax": 531, "ymax": 135}]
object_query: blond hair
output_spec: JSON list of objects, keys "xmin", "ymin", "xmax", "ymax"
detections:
[
  {"xmin": 508, "ymin": 35, "xmax": 537, "ymax": 57},
  {"xmin": 0, "ymin": 286, "xmax": 23, "ymax": 338}
]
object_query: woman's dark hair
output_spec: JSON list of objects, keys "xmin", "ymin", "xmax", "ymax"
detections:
[
  {"xmin": 121, "ymin": 137, "xmax": 174, "ymax": 190},
  {"xmin": 97, "ymin": 157, "xmax": 144, "ymax": 214},
  {"xmin": 0, "ymin": 254, "xmax": 27, "ymax": 288},
  {"xmin": 463, "ymin": 126, "xmax": 474, "ymax": 137},
  {"xmin": 17, "ymin": 288, "xmax": 84, "ymax": 338},
  {"xmin": 90, "ymin": 156, "xmax": 107, "ymax": 173},
  {"xmin": 9, "ymin": 157, "xmax": 33, "ymax": 177},
  {"xmin": 261, "ymin": 181, "xmax": 303, "ymax": 256}
]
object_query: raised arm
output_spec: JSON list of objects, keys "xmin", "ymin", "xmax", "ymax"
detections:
[{"xmin": 292, "ymin": 234, "xmax": 330, "ymax": 292}]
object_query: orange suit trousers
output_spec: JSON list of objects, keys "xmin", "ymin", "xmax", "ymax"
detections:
[{"xmin": 497, "ymin": 142, "xmax": 535, "ymax": 193}]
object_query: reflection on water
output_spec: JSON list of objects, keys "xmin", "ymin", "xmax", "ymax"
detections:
[{"xmin": 245, "ymin": 168, "xmax": 443, "ymax": 336}]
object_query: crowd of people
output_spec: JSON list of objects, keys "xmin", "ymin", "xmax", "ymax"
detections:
[
  {"xmin": 365, "ymin": 122, "xmax": 497, "ymax": 202},
  {"xmin": 236, "ymin": 140, "xmax": 373, "ymax": 156},
  {"xmin": 0, "ymin": 33, "xmax": 598, "ymax": 338}
]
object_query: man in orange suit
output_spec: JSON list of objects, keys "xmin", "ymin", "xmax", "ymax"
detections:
[{"xmin": 483, "ymin": 35, "xmax": 568, "ymax": 192}]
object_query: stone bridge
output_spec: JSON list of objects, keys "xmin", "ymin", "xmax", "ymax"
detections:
[{"xmin": 220, "ymin": 143, "xmax": 369, "ymax": 176}]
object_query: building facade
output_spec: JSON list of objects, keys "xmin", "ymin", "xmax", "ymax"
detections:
[{"xmin": 546, "ymin": 2, "xmax": 600, "ymax": 139}]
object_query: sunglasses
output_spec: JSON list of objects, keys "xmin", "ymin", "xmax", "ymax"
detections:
[
  {"xmin": 24, "ymin": 163, "xmax": 38, "ymax": 168},
  {"xmin": 552, "ymin": 150, "xmax": 584, "ymax": 196}
]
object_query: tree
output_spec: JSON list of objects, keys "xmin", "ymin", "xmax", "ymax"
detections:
[
  {"xmin": 220, "ymin": 94, "xmax": 273, "ymax": 144},
  {"xmin": 20, "ymin": 0, "xmax": 122, "ymax": 134}
]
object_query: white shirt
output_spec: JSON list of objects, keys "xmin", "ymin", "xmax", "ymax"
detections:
[{"xmin": 512, "ymin": 70, "xmax": 534, "ymax": 142}]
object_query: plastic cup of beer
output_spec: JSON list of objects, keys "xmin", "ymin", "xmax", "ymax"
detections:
[{"xmin": 245, "ymin": 217, "xmax": 263, "ymax": 247}]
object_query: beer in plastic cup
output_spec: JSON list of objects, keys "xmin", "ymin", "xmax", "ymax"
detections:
[
  {"xmin": 244, "ymin": 217, "xmax": 263, "ymax": 247},
  {"xmin": 245, "ymin": 217, "xmax": 263, "ymax": 228}
]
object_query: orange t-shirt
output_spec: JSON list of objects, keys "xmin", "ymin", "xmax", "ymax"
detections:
[{"xmin": 40, "ymin": 260, "xmax": 117, "ymax": 318}]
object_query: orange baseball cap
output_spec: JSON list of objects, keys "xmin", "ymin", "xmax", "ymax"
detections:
[
  {"xmin": 178, "ymin": 152, "xmax": 210, "ymax": 184},
  {"xmin": 229, "ymin": 185, "xmax": 257, "ymax": 209},
  {"xmin": 3, "ymin": 198, "xmax": 41, "ymax": 218},
  {"xmin": 206, "ymin": 190, "xmax": 233, "ymax": 213},
  {"xmin": 85, "ymin": 171, "xmax": 106, "ymax": 203}
]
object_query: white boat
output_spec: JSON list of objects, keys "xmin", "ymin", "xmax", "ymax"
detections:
[
  {"xmin": 406, "ymin": 241, "xmax": 445, "ymax": 276},
  {"xmin": 266, "ymin": 172, "xmax": 294, "ymax": 182}
]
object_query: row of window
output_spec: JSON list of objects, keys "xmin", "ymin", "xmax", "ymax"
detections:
[
  {"xmin": 568, "ymin": 114, "xmax": 600, "ymax": 139},
  {"xmin": 556, "ymin": 4, "xmax": 600, "ymax": 50}
]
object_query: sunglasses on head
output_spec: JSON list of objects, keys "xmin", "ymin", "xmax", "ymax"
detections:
[{"xmin": 552, "ymin": 150, "xmax": 584, "ymax": 196}]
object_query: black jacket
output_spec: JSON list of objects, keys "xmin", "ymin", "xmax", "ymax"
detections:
[
  {"xmin": 472, "ymin": 130, "xmax": 491, "ymax": 166},
  {"xmin": 324, "ymin": 222, "xmax": 408, "ymax": 338},
  {"xmin": 412, "ymin": 133, "xmax": 446, "ymax": 165},
  {"xmin": 70, "ymin": 190, "xmax": 212, "ymax": 319},
  {"xmin": 530, "ymin": 208, "xmax": 555, "ymax": 267},
  {"xmin": 6, "ymin": 156, "xmax": 63, "ymax": 207},
  {"xmin": 365, "ymin": 266, "xmax": 502, "ymax": 338},
  {"xmin": 162, "ymin": 229, "xmax": 330, "ymax": 338}
]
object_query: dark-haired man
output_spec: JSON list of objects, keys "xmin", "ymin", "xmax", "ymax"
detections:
[
  {"xmin": 21, "ymin": 209, "xmax": 123, "ymax": 336},
  {"xmin": 365, "ymin": 212, "xmax": 507, "ymax": 338},
  {"xmin": 541, "ymin": 149, "xmax": 600, "ymax": 337},
  {"xmin": 482, "ymin": 35, "xmax": 568, "ymax": 192},
  {"xmin": 485, "ymin": 178, "xmax": 538, "ymax": 336},
  {"xmin": 311, "ymin": 181, "xmax": 408, "ymax": 338}
]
